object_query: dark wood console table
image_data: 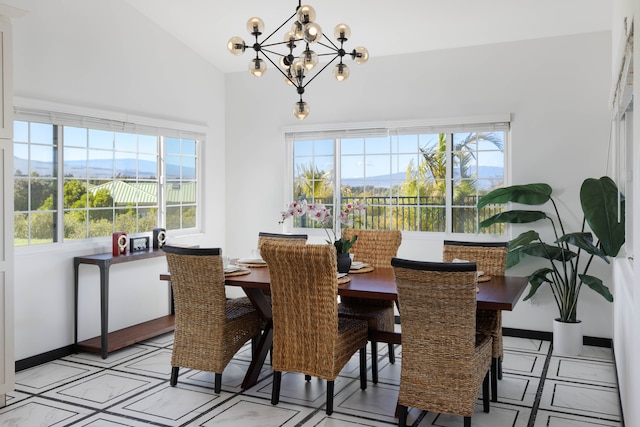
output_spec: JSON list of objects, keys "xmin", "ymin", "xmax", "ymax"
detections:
[{"xmin": 74, "ymin": 249, "xmax": 173, "ymax": 359}]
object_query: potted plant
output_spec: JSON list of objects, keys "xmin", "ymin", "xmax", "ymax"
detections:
[
  {"xmin": 280, "ymin": 199, "xmax": 367, "ymax": 272},
  {"xmin": 478, "ymin": 176, "xmax": 625, "ymax": 355}
]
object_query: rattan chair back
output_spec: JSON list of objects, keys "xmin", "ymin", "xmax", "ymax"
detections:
[
  {"xmin": 442, "ymin": 240, "xmax": 507, "ymax": 276},
  {"xmin": 391, "ymin": 258, "xmax": 492, "ymax": 418},
  {"xmin": 260, "ymin": 241, "xmax": 366, "ymax": 381},
  {"xmin": 163, "ymin": 245, "xmax": 261, "ymax": 377},
  {"xmin": 258, "ymin": 232, "xmax": 307, "ymax": 251},
  {"xmin": 342, "ymin": 229, "xmax": 402, "ymax": 268}
]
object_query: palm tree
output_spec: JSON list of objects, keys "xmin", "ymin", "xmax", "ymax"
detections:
[{"xmin": 401, "ymin": 132, "xmax": 504, "ymax": 232}]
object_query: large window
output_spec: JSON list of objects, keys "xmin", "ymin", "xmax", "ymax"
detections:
[
  {"xmin": 287, "ymin": 119, "xmax": 509, "ymax": 235},
  {"xmin": 13, "ymin": 111, "xmax": 202, "ymax": 247}
]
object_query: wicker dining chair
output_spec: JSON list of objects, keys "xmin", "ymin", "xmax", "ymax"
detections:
[
  {"xmin": 260, "ymin": 241, "xmax": 368, "ymax": 415},
  {"xmin": 338, "ymin": 228, "xmax": 402, "ymax": 383},
  {"xmin": 163, "ymin": 245, "xmax": 262, "ymax": 393},
  {"xmin": 442, "ymin": 240, "xmax": 508, "ymax": 402},
  {"xmin": 391, "ymin": 258, "xmax": 492, "ymax": 427}
]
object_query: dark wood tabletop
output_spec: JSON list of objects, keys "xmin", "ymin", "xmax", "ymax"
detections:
[{"xmin": 222, "ymin": 266, "xmax": 528, "ymax": 311}]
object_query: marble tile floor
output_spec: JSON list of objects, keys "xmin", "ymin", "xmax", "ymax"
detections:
[{"xmin": 0, "ymin": 334, "xmax": 622, "ymax": 427}]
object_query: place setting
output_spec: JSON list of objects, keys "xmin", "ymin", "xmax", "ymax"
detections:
[
  {"xmin": 349, "ymin": 260, "xmax": 373, "ymax": 274},
  {"xmin": 236, "ymin": 249, "xmax": 268, "ymax": 268},
  {"xmin": 222, "ymin": 256, "xmax": 251, "ymax": 277}
]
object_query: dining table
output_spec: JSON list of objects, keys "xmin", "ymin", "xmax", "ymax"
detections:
[{"xmin": 160, "ymin": 265, "xmax": 528, "ymax": 390}]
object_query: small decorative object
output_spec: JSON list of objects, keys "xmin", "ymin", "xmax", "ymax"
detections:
[
  {"xmin": 336, "ymin": 252, "xmax": 352, "ymax": 274},
  {"xmin": 112, "ymin": 232, "xmax": 128, "ymax": 256},
  {"xmin": 279, "ymin": 199, "xmax": 366, "ymax": 271},
  {"xmin": 130, "ymin": 236, "xmax": 150, "ymax": 252},
  {"xmin": 152, "ymin": 227, "xmax": 166, "ymax": 249},
  {"xmin": 478, "ymin": 176, "xmax": 625, "ymax": 355}
]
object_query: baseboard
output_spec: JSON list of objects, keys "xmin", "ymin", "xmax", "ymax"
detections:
[
  {"xmin": 503, "ymin": 327, "xmax": 613, "ymax": 348},
  {"xmin": 16, "ymin": 345, "xmax": 75, "ymax": 372}
]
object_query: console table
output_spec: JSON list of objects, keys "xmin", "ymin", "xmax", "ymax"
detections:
[{"xmin": 74, "ymin": 249, "xmax": 173, "ymax": 359}]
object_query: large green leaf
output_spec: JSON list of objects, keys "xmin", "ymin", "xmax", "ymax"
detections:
[
  {"xmin": 579, "ymin": 274, "xmax": 613, "ymax": 302},
  {"xmin": 479, "ymin": 210, "xmax": 547, "ymax": 228},
  {"xmin": 580, "ymin": 176, "xmax": 625, "ymax": 256},
  {"xmin": 509, "ymin": 230, "xmax": 540, "ymax": 249},
  {"xmin": 506, "ymin": 230, "xmax": 540, "ymax": 268},
  {"xmin": 557, "ymin": 232, "xmax": 609, "ymax": 262},
  {"xmin": 521, "ymin": 242, "xmax": 577, "ymax": 262},
  {"xmin": 478, "ymin": 183, "xmax": 552, "ymax": 209},
  {"xmin": 523, "ymin": 268, "xmax": 553, "ymax": 301}
]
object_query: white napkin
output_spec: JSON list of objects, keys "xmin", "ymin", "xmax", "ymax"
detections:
[
  {"xmin": 350, "ymin": 261, "xmax": 368, "ymax": 270},
  {"xmin": 224, "ymin": 265, "xmax": 244, "ymax": 273},
  {"xmin": 237, "ymin": 257, "xmax": 266, "ymax": 264}
]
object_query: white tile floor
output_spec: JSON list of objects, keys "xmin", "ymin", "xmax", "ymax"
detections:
[{"xmin": 0, "ymin": 334, "xmax": 622, "ymax": 427}]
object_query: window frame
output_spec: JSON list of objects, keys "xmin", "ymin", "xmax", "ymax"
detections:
[
  {"xmin": 13, "ymin": 98, "xmax": 206, "ymax": 251},
  {"xmin": 282, "ymin": 115, "xmax": 511, "ymax": 240}
]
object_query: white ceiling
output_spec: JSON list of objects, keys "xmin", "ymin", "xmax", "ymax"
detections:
[{"xmin": 124, "ymin": 0, "xmax": 612, "ymax": 74}]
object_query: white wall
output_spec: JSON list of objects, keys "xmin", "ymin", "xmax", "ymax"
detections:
[
  {"xmin": 8, "ymin": 0, "xmax": 227, "ymax": 359},
  {"xmin": 225, "ymin": 32, "xmax": 614, "ymax": 338}
]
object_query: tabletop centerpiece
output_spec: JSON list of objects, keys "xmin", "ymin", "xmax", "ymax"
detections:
[{"xmin": 280, "ymin": 199, "xmax": 367, "ymax": 273}]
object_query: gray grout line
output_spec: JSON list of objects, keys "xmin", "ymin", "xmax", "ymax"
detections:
[{"xmin": 527, "ymin": 342, "xmax": 554, "ymax": 427}]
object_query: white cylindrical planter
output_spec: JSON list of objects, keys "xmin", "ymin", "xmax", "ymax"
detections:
[{"xmin": 553, "ymin": 319, "xmax": 583, "ymax": 356}]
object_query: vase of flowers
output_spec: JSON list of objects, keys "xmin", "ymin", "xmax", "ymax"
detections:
[{"xmin": 280, "ymin": 199, "xmax": 366, "ymax": 272}]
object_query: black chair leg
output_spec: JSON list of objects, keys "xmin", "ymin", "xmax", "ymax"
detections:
[
  {"xmin": 214, "ymin": 373, "xmax": 222, "ymax": 393},
  {"xmin": 398, "ymin": 404, "xmax": 408, "ymax": 427},
  {"xmin": 483, "ymin": 371, "xmax": 490, "ymax": 413},
  {"xmin": 326, "ymin": 380, "xmax": 334, "ymax": 415},
  {"xmin": 464, "ymin": 416, "xmax": 471, "ymax": 427},
  {"xmin": 491, "ymin": 357, "xmax": 498, "ymax": 402},
  {"xmin": 169, "ymin": 366, "xmax": 179, "ymax": 386},
  {"xmin": 271, "ymin": 371, "xmax": 281, "ymax": 405},
  {"xmin": 359, "ymin": 347, "xmax": 367, "ymax": 390},
  {"xmin": 251, "ymin": 335, "xmax": 259, "ymax": 355},
  {"xmin": 388, "ymin": 343, "xmax": 395, "ymax": 364},
  {"xmin": 371, "ymin": 341, "xmax": 379, "ymax": 384}
]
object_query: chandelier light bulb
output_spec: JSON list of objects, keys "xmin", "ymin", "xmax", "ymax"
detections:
[
  {"xmin": 303, "ymin": 22, "xmax": 323, "ymax": 43},
  {"xmin": 293, "ymin": 101, "xmax": 310, "ymax": 120},
  {"xmin": 246, "ymin": 17, "xmax": 265, "ymax": 35},
  {"xmin": 297, "ymin": 5, "xmax": 316, "ymax": 24},
  {"xmin": 334, "ymin": 24, "xmax": 351, "ymax": 41},
  {"xmin": 333, "ymin": 63, "xmax": 350, "ymax": 82},
  {"xmin": 300, "ymin": 49, "xmax": 318, "ymax": 70},
  {"xmin": 284, "ymin": 74, "xmax": 295, "ymax": 86},
  {"xmin": 249, "ymin": 58, "xmax": 267, "ymax": 77},
  {"xmin": 291, "ymin": 60, "xmax": 306, "ymax": 79},
  {"xmin": 227, "ymin": 37, "xmax": 246, "ymax": 55},
  {"xmin": 291, "ymin": 21, "xmax": 304, "ymax": 39},
  {"xmin": 352, "ymin": 46, "xmax": 369, "ymax": 64},
  {"xmin": 283, "ymin": 30, "xmax": 297, "ymax": 48}
]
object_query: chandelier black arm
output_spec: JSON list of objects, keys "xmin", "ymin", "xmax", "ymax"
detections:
[
  {"xmin": 260, "ymin": 10, "xmax": 299, "ymax": 45},
  {"xmin": 302, "ymin": 53, "xmax": 340, "ymax": 89},
  {"xmin": 317, "ymin": 37, "xmax": 340, "ymax": 51},
  {"xmin": 260, "ymin": 50, "xmax": 301, "ymax": 88}
]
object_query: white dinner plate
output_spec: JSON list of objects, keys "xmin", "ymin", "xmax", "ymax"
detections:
[
  {"xmin": 350, "ymin": 262, "xmax": 369, "ymax": 270},
  {"xmin": 237, "ymin": 257, "xmax": 266, "ymax": 264}
]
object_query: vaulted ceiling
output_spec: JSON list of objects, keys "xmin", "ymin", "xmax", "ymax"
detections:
[{"xmin": 124, "ymin": 0, "xmax": 612, "ymax": 73}]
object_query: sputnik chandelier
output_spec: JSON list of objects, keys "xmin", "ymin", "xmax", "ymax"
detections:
[{"xmin": 227, "ymin": 1, "xmax": 368, "ymax": 120}]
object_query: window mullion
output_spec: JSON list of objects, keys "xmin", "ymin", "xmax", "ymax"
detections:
[{"xmin": 445, "ymin": 132, "xmax": 453, "ymax": 233}]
